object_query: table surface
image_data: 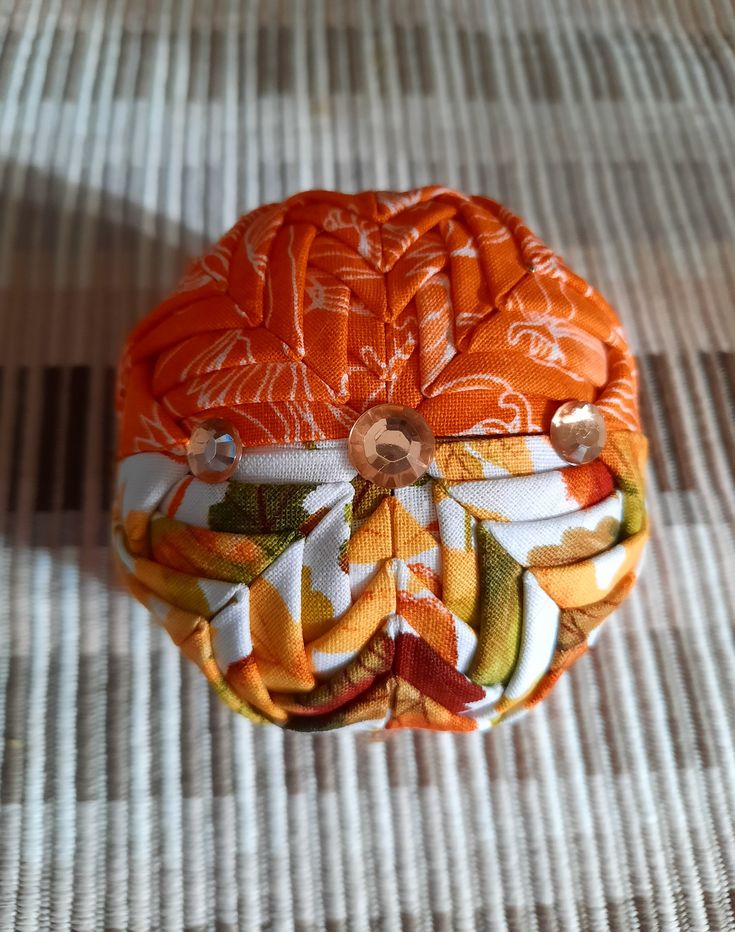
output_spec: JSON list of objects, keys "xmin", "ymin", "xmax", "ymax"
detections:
[{"xmin": 1, "ymin": 1, "xmax": 734, "ymax": 930}]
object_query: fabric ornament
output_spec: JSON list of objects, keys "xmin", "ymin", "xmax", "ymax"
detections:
[{"xmin": 114, "ymin": 186, "xmax": 648, "ymax": 732}]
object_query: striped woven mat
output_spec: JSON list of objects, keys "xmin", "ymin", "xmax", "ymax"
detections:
[{"xmin": 1, "ymin": 1, "xmax": 734, "ymax": 930}]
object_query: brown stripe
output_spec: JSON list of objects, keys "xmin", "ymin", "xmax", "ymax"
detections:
[
  {"xmin": 499, "ymin": 31, "xmax": 523, "ymax": 102},
  {"xmin": 648, "ymin": 33, "xmax": 684, "ymax": 100},
  {"xmin": 556, "ymin": 30, "xmax": 583, "ymax": 100},
  {"xmin": 277, "ymin": 25, "xmax": 294, "ymax": 96},
  {"xmin": 209, "ymin": 29, "xmax": 225, "ymax": 101},
  {"xmin": 505, "ymin": 904, "xmax": 541, "ymax": 932},
  {"xmin": 148, "ymin": 653, "xmax": 163, "ymax": 802},
  {"xmin": 1, "ymin": 657, "xmax": 28, "ymax": 804},
  {"xmin": 398, "ymin": 913, "xmax": 420, "ymax": 932},
  {"xmin": 394, "ymin": 25, "xmax": 414, "ymax": 95},
  {"xmin": 62, "ymin": 365, "xmax": 90, "ymax": 511},
  {"xmin": 518, "ymin": 32, "xmax": 547, "ymax": 103},
  {"xmin": 590, "ymin": 33, "xmax": 625, "ymax": 100},
  {"xmin": 474, "ymin": 31, "xmax": 499, "ymax": 100},
  {"xmin": 6, "ymin": 367, "xmax": 28, "ymax": 514},
  {"xmin": 346, "ymin": 26, "xmax": 364, "ymax": 95},
  {"xmin": 650, "ymin": 354, "xmax": 696, "ymax": 491},
  {"xmin": 631, "ymin": 894, "xmax": 660, "ymax": 932},
  {"xmin": 101, "ymin": 366, "xmax": 116, "ymax": 514},
  {"xmin": 133, "ymin": 30, "xmax": 157, "ymax": 99},
  {"xmin": 313, "ymin": 732, "xmax": 337, "ymax": 793},
  {"xmin": 282, "ymin": 729, "xmax": 304, "ymax": 795},
  {"xmin": 577, "ymin": 29, "xmax": 617, "ymax": 100},
  {"xmin": 324, "ymin": 919, "xmax": 348, "ymax": 932},
  {"xmin": 630, "ymin": 30, "xmax": 666, "ymax": 100},
  {"xmin": 187, "ymin": 30, "xmax": 205, "ymax": 101},
  {"xmin": 535, "ymin": 903, "xmax": 563, "ymax": 932},
  {"xmin": 0, "ymin": 29, "xmax": 20, "ymax": 100},
  {"xmin": 638, "ymin": 354, "xmax": 695, "ymax": 493},
  {"xmin": 699, "ymin": 32, "xmax": 735, "ymax": 103},
  {"xmin": 526, "ymin": 32, "xmax": 562, "ymax": 102},
  {"xmin": 693, "ymin": 353, "xmax": 735, "ymax": 496},
  {"xmin": 431, "ymin": 911, "xmax": 453, "ymax": 932},
  {"xmin": 384, "ymin": 730, "xmax": 410, "ymax": 788},
  {"xmin": 719, "ymin": 351, "xmax": 735, "ymax": 412},
  {"xmin": 325, "ymin": 25, "xmax": 341, "ymax": 95},
  {"xmin": 62, "ymin": 29, "xmax": 86, "ymax": 101},
  {"xmin": 604, "ymin": 895, "xmax": 636, "ymax": 930},
  {"xmin": 4, "ymin": 365, "xmax": 111, "ymax": 518},
  {"xmin": 704, "ymin": 888, "xmax": 732, "ymax": 932},
  {"xmin": 35, "ymin": 366, "xmax": 63, "ymax": 512},
  {"xmin": 412, "ymin": 731, "xmax": 439, "ymax": 788},
  {"xmin": 637, "ymin": 358, "xmax": 671, "ymax": 492},
  {"xmin": 414, "ymin": 25, "xmax": 434, "ymax": 95},
  {"xmin": 106, "ymin": 654, "xmax": 130, "ymax": 802},
  {"xmin": 456, "ymin": 29, "xmax": 476, "ymax": 99},
  {"xmin": 39, "ymin": 29, "xmax": 63, "ymax": 100},
  {"xmin": 305, "ymin": 24, "xmax": 318, "ymax": 97}
]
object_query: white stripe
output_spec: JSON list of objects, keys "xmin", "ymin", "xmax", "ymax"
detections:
[{"xmin": 503, "ymin": 572, "xmax": 559, "ymax": 701}]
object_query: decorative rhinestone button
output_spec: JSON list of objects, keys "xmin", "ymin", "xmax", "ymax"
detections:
[
  {"xmin": 348, "ymin": 404, "xmax": 435, "ymax": 489},
  {"xmin": 186, "ymin": 418, "xmax": 242, "ymax": 483},
  {"xmin": 550, "ymin": 401, "xmax": 606, "ymax": 465}
]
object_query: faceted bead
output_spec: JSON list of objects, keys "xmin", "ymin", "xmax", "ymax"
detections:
[
  {"xmin": 348, "ymin": 404, "xmax": 435, "ymax": 489},
  {"xmin": 550, "ymin": 401, "xmax": 606, "ymax": 465},
  {"xmin": 186, "ymin": 418, "xmax": 242, "ymax": 483}
]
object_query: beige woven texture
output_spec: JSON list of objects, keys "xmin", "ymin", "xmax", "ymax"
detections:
[{"xmin": 1, "ymin": 1, "xmax": 734, "ymax": 930}]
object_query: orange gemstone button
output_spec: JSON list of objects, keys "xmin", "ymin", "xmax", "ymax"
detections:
[
  {"xmin": 550, "ymin": 401, "xmax": 606, "ymax": 465},
  {"xmin": 186, "ymin": 418, "xmax": 242, "ymax": 483},
  {"xmin": 348, "ymin": 404, "xmax": 435, "ymax": 489}
]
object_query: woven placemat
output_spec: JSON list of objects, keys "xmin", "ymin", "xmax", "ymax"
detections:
[{"xmin": 1, "ymin": 1, "xmax": 733, "ymax": 929}]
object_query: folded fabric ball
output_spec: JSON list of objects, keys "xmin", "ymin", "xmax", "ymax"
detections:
[{"xmin": 114, "ymin": 186, "xmax": 648, "ymax": 731}]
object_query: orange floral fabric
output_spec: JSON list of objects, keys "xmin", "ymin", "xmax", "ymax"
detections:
[{"xmin": 116, "ymin": 186, "xmax": 640, "ymax": 456}]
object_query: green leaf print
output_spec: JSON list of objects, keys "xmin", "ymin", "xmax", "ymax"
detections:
[{"xmin": 208, "ymin": 481, "xmax": 318, "ymax": 534}]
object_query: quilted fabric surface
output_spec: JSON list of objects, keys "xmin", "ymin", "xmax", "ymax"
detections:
[{"xmin": 114, "ymin": 188, "xmax": 648, "ymax": 731}]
